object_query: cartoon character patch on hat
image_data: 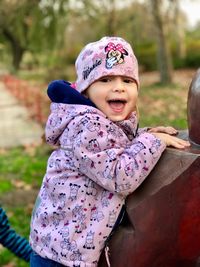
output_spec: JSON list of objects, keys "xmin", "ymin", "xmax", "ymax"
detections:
[{"xmin": 105, "ymin": 42, "xmax": 128, "ymax": 69}]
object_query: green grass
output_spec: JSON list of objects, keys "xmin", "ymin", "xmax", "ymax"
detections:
[
  {"xmin": 139, "ymin": 82, "xmax": 188, "ymax": 129},
  {"xmin": 0, "ymin": 207, "xmax": 32, "ymax": 267},
  {"xmin": 0, "ymin": 146, "xmax": 50, "ymax": 189},
  {"xmin": 0, "ymin": 145, "xmax": 50, "ymax": 267}
]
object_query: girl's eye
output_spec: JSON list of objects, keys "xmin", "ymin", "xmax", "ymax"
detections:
[
  {"xmin": 99, "ymin": 77, "xmax": 110, "ymax": 82},
  {"xmin": 124, "ymin": 78, "xmax": 134, "ymax": 83}
]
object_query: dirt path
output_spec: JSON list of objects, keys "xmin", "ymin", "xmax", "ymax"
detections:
[
  {"xmin": 0, "ymin": 81, "xmax": 44, "ymax": 148},
  {"xmin": 140, "ymin": 69, "xmax": 196, "ymax": 87}
]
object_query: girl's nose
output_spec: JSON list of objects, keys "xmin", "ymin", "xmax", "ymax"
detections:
[
  {"xmin": 113, "ymin": 87, "xmax": 125, "ymax": 93},
  {"xmin": 112, "ymin": 78, "xmax": 125, "ymax": 93}
]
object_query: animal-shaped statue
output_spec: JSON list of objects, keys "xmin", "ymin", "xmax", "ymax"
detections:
[{"xmin": 98, "ymin": 69, "xmax": 200, "ymax": 267}]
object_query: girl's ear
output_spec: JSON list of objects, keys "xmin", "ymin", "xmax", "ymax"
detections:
[{"xmin": 82, "ymin": 90, "xmax": 89, "ymax": 98}]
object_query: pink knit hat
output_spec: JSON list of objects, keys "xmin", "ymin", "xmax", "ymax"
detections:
[{"xmin": 75, "ymin": 36, "xmax": 139, "ymax": 93}]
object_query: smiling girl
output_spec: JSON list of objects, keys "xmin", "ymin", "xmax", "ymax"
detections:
[{"xmin": 30, "ymin": 36, "xmax": 190, "ymax": 267}]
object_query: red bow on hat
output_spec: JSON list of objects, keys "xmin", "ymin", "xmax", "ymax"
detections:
[{"xmin": 105, "ymin": 42, "xmax": 127, "ymax": 54}]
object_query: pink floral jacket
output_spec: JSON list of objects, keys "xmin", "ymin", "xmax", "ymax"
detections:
[{"xmin": 30, "ymin": 103, "xmax": 166, "ymax": 267}]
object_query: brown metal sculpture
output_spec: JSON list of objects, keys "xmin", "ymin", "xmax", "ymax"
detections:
[
  {"xmin": 99, "ymin": 69, "xmax": 200, "ymax": 267},
  {"xmin": 188, "ymin": 69, "xmax": 200, "ymax": 147}
]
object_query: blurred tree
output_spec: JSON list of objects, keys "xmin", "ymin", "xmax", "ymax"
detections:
[
  {"xmin": 0, "ymin": 0, "xmax": 69, "ymax": 70},
  {"xmin": 68, "ymin": 0, "xmax": 118, "ymax": 37},
  {"xmin": 0, "ymin": 0, "xmax": 195, "ymax": 77},
  {"xmin": 64, "ymin": 0, "xmax": 188, "ymax": 75},
  {"xmin": 171, "ymin": 0, "xmax": 186, "ymax": 59},
  {"xmin": 63, "ymin": 1, "xmax": 155, "ymax": 63},
  {"xmin": 149, "ymin": 0, "xmax": 173, "ymax": 83},
  {"xmin": 148, "ymin": 0, "xmax": 189, "ymax": 82}
]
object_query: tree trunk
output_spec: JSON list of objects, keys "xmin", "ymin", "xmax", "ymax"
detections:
[
  {"xmin": 106, "ymin": 0, "xmax": 116, "ymax": 35},
  {"xmin": 173, "ymin": 0, "xmax": 186, "ymax": 59},
  {"xmin": 150, "ymin": 0, "xmax": 173, "ymax": 84},
  {"xmin": 2, "ymin": 28, "xmax": 25, "ymax": 70},
  {"xmin": 12, "ymin": 44, "xmax": 25, "ymax": 70}
]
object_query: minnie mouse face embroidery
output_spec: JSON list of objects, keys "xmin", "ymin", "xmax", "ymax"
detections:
[{"xmin": 105, "ymin": 42, "xmax": 128, "ymax": 69}]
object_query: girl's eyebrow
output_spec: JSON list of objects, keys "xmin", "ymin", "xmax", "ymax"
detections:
[
  {"xmin": 100, "ymin": 75, "xmax": 112, "ymax": 78},
  {"xmin": 99, "ymin": 76, "xmax": 112, "ymax": 81}
]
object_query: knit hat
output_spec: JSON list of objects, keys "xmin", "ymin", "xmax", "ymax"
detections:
[{"xmin": 75, "ymin": 36, "xmax": 139, "ymax": 93}]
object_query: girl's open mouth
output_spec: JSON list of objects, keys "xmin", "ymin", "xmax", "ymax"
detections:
[{"xmin": 107, "ymin": 99, "xmax": 127, "ymax": 112}]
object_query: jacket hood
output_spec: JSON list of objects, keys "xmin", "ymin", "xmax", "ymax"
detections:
[{"xmin": 45, "ymin": 104, "xmax": 102, "ymax": 146}]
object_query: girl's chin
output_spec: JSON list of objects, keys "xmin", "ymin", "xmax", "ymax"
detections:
[{"xmin": 107, "ymin": 114, "xmax": 127, "ymax": 122}]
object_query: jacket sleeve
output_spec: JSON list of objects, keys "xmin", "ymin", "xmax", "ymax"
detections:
[
  {"xmin": 0, "ymin": 207, "xmax": 32, "ymax": 262},
  {"xmin": 72, "ymin": 117, "xmax": 166, "ymax": 197}
]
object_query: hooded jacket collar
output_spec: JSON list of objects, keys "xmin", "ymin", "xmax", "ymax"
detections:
[{"xmin": 46, "ymin": 103, "xmax": 138, "ymax": 146}]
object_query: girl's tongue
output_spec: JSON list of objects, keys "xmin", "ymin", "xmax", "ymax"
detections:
[{"xmin": 109, "ymin": 100, "xmax": 126, "ymax": 112}]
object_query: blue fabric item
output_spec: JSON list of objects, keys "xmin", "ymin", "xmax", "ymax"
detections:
[
  {"xmin": 30, "ymin": 251, "xmax": 67, "ymax": 267},
  {"xmin": 47, "ymin": 80, "xmax": 96, "ymax": 107},
  {"xmin": 0, "ymin": 206, "xmax": 32, "ymax": 262}
]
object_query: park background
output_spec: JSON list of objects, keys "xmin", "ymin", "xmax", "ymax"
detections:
[{"xmin": 0, "ymin": 0, "xmax": 199, "ymax": 266}]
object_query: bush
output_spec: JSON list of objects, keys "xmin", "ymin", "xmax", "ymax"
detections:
[
  {"xmin": 185, "ymin": 39, "xmax": 200, "ymax": 68},
  {"xmin": 135, "ymin": 42, "xmax": 157, "ymax": 71}
]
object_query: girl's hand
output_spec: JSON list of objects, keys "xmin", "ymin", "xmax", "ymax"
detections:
[
  {"xmin": 152, "ymin": 132, "xmax": 190, "ymax": 149},
  {"xmin": 148, "ymin": 126, "xmax": 178, "ymax": 135}
]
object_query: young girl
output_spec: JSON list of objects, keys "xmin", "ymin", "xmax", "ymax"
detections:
[
  {"xmin": 0, "ymin": 206, "xmax": 32, "ymax": 262},
  {"xmin": 30, "ymin": 36, "xmax": 190, "ymax": 267}
]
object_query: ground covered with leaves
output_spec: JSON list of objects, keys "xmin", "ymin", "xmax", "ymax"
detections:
[{"xmin": 139, "ymin": 69, "xmax": 196, "ymax": 129}]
